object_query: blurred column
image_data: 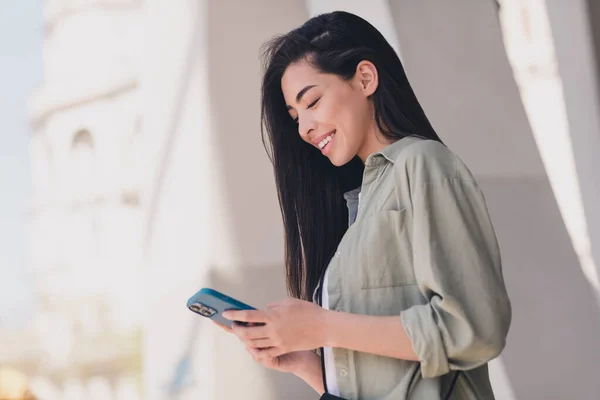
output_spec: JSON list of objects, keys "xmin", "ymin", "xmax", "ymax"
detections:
[
  {"xmin": 545, "ymin": 0, "xmax": 600, "ymax": 294},
  {"xmin": 141, "ymin": 1, "xmax": 315, "ymax": 399},
  {"xmin": 500, "ymin": 0, "xmax": 600, "ymax": 297},
  {"xmin": 389, "ymin": 0, "xmax": 600, "ymax": 399}
]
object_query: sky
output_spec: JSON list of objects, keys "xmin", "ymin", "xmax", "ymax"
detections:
[{"xmin": 0, "ymin": 0, "xmax": 43, "ymax": 327}]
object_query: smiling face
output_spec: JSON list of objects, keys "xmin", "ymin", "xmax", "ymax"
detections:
[{"xmin": 281, "ymin": 58, "xmax": 390, "ymax": 166}]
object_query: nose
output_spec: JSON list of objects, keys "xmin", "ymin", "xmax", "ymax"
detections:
[{"xmin": 298, "ymin": 113, "xmax": 317, "ymax": 140}]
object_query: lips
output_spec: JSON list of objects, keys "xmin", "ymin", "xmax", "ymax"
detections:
[
  {"xmin": 311, "ymin": 130, "xmax": 336, "ymax": 147},
  {"xmin": 318, "ymin": 132, "xmax": 336, "ymax": 150},
  {"xmin": 320, "ymin": 132, "xmax": 336, "ymax": 156}
]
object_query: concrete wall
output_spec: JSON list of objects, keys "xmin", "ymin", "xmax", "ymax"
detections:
[{"xmin": 546, "ymin": 0, "xmax": 600, "ymax": 293}]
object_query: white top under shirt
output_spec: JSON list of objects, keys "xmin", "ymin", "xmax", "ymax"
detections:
[
  {"xmin": 322, "ymin": 192, "xmax": 361, "ymax": 396},
  {"xmin": 322, "ymin": 268, "xmax": 340, "ymax": 396}
]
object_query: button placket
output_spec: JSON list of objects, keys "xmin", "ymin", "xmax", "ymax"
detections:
[
  {"xmin": 360, "ymin": 163, "xmax": 384, "ymax": 215},
  {"xmin": 328, "ymin": 251, "xmax": 340, "ymax": 311}
]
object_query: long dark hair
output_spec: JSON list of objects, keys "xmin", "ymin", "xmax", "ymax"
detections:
[{"xmin": 260, "ymin": 11, "xmax": 442, "ymax": 300}]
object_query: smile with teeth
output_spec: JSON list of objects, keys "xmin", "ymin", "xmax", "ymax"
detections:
[{"xmin": 318, "ymin": 132, "xmax": 336, "ymax": 149}]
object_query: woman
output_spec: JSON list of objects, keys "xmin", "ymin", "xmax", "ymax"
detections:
[{"xmin": 218, "ymin": 11, "xmax": 512, "ymax": 400}]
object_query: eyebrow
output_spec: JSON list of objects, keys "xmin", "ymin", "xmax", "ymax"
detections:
[{"xmin": 286, "ymin": 85, "xmax": 318, "ymax": 110}]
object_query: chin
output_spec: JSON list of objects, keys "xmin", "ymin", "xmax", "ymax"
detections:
[{"xmin": 329, "ymin": 153, "xmax": 353, "ymax": 167}]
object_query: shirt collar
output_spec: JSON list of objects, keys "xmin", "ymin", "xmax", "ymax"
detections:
[
  {"xmin": 343, "ymin": 186, "xmax": 362, "ymax": 202},
  {"xmin": 342, "ymin": 135, "xmax": 428, "ymax": 200},
  {"xmin": 365, "ymin": 135, "xmax": 427, "ymax": 166}
]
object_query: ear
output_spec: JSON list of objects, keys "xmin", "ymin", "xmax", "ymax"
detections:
[{"xmin": 355, "ymin": 60, "xmax": 379, "ymax": 97}]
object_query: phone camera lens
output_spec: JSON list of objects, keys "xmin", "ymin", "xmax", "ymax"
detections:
[
  {"xmin": 189, "ymin": 302, "xmax": 216, "ymax": 318},
  {"xmin": 190, "ymin": 303, "xmax": 203, "ymax": 313}
]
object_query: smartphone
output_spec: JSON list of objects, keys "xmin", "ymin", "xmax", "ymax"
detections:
[{"xmin": 187, "ymin": 288, "xmax": 257, "ymax": 328}]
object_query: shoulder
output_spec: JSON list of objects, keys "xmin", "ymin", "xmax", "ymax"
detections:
[{"xmin": 392, "ymin": 138, "xmax": 476, "ymax": 184}]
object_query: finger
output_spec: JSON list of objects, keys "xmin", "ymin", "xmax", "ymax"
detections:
[
  {"xmin": 247, "ymin": 349, "xmax": 268, "ymax": 365},
  {"xmin": 212, "ymin": 321, "xmax": 233, "ymax": 333},
  {"xmin": 245, "ymin": 345, "xmax": 269, "ymax": 363},
  {"xmin": 248, "ymin": 337, "xmax": 276, "ymax": 349},
  {"xmin": 222, "ymin": 309, "xmax": 269, "ymax": 323},
  {"xmin": 255, "ymin": 346, "xmax": 284, "ymax": 359},
  {"xmin": 247, "ymin": 346, "xmax": 272, "ymax": 361},
  {"xmin": 231, "ymin": 323, "xmax": 270, "ymax": 340},
  {"xmin": 245, "ymin": 345, "xmax": 259, "ymax": 357}
]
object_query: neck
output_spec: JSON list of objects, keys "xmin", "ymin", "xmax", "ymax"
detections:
[{"xmin": 357, "ymin": 127, "xmax": 395, "ymax": 164}]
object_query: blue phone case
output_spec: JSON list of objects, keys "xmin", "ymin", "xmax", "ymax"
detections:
[{"xmin": 187, "ymin": 288, "xmax": 256, "ymax": 328}]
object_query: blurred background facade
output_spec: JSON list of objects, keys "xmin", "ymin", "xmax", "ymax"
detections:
[{"xmin": 1, "ymin": 0, "xmax": 600, "ymax": 399}]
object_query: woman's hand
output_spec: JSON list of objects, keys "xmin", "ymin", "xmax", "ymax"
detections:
[
  {"xmin": 211, "ymin": 318, "xmax": 319, "ymax": 376},
  {"xmin": 211, "ymin": 320, "xmax": 301, "ymax": 371},
  {"xmin": 245, "ymin": 347, "xmax": 316, "ymax": 374},
  {"xmin": 248, "ymin": 346, "xmax": 326, "ymax": 394},
  {"xmin": 212, "ymin": 319, "xmax": 306, "ymax": 372},
  {"xmin": 222, "ymin": 297, "xmax": 331, "ymax": 359}
]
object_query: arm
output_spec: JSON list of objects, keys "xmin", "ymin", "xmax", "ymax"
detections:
[
  {"xmin": 320, "ymin": 146, "xmax": 510, "ymax": 372},
  {"xmin": 398, "ymin": 145, "xmax": 512, "ymax": 378},
  {"xmin": 322, "ymin": 312, "xmax": 419, "ymax": 361}
]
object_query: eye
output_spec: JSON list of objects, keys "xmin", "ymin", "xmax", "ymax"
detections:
[
  {"xmin": 307, "ymin": 97, "xmax": 320, "ymax": 109},
  {"xmin": 290, "ymin": 97, "xmax": 321, "ymax": 124}
]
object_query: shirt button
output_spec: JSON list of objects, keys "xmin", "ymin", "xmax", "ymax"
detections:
[
  {"xmin": 339, "ymin": 368, "xmax": 348, "ymax": 377},
  {"xmin": 335, "ymin": 251, "xmax": 341, "ymax": 257}
]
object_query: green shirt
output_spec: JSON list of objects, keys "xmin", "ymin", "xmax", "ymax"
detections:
[{"xmin": 312, "ymin": 136, "xmax": 512, "ymax": 399}]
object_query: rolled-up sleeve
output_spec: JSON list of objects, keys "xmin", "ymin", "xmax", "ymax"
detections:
[{"xmin": 399, "ymin": 149, "xmax": 512, "ymax": 379}]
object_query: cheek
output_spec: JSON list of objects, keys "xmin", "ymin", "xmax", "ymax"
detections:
[
  {"xmin": 329, "ymin": 108, "xmax": 367, "ymax": 166},
  {"xmin": 336, "ymin": 97, "xmax": 369, "ymax": 141}
]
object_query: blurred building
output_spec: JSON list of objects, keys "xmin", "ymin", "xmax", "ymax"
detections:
[{"xmin": 1, "ymin": 0, "xmax": 144, "ymax": 399}]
